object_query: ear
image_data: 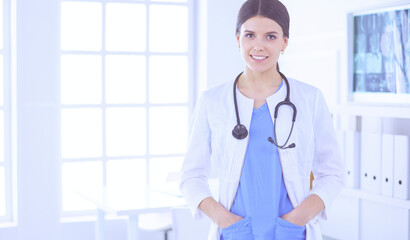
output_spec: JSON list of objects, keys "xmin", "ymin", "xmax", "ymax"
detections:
[
  {"xmin": 236, "ymin": 34, "xmax": 240, "ymax": 49},
  {"xmin": 282, "ymin": 37, "xmax": 289, "ymax": 51}
]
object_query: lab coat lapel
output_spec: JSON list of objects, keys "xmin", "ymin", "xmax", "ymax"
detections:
[
  {"xmin": 267, "ymin": 81, "xmax": 304, "ymax": 207},
  {"xmin": 227, "ymin": 87, "xmax": 254, "ymax": 182}
]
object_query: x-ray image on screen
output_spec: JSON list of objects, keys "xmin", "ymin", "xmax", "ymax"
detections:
[{"xmin": 353, "ymin": 8, "xmax": 410, "ymax": 94}]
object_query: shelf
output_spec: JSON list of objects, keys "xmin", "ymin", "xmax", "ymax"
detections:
[
  {"xmin": 330, "ymin": 104, "xmax": 410, "ymax": 119},
  {"xmin": 341, "ymin": 188, "xmax": 410, "ymax": 209}
]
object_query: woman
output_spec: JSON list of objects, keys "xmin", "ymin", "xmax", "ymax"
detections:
[{"xmin": 180, "ymin": 0, "xmax": 344, "ymax": 239}]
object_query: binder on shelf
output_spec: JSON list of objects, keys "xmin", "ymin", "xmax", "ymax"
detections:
[
  {"xmin": 360, "ymin": 132, "xmax": 382, "ymax": 194},
  {"xmin": 345, "ymin": 131, "xmax": 360, "ymax": 188},
  {"xmin": 381, "ymin": 134, "xmax": 394, "ymax": 197},
  {"xmin": 393, "ymin": 135, "xmax": 410, "ymax": 200}
]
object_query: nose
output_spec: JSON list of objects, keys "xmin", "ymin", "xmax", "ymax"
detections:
[{"xmin": 253, "ymin": 38, "xmax": 265, "ymax": 51}]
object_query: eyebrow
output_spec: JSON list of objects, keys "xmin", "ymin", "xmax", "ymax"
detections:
[{"xmin": 244, "ymin": 30, "xmax": 279, "ymax": 35}]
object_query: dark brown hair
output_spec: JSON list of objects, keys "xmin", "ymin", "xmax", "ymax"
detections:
[{"xmin": 236, "ymin": 0, "xmax": 290, "ymax": 38}]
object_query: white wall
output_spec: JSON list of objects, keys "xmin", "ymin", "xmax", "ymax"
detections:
[{"xmin": 205, "ymin": 0, "xmax": 243, "ymax": 89}]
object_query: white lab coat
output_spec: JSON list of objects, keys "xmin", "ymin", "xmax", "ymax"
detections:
[{"xmin": 180, "ymin": 77, "xmax": 345, "ymax": 240}]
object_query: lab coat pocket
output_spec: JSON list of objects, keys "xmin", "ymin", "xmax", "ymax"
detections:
[
  {"xmin": 275, "ymin": 217, "xmax": 306, "ymax": 240},
  {"xmin": 221, "ymin": 216, "xmax": 253, "ymax": 240}
]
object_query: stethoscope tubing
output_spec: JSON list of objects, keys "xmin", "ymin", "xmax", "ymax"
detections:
[{"xmin": 232, "ymin": 71, "xmax": 297, "ymax": 149}]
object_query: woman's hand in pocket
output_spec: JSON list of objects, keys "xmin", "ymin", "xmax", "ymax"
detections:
[
  {"xmin": 219, "ymin": 211, "xmax": 244, "ymax": 229},
  {"xmin": 280, "ymin": 210, "xmax": 306, "ymax": 227},
  {"xmin": 198, "ymin": 197, "xmax": 244, "ymax": 229},
  {"xmin": 280, "ymin": 194, "xmax": 325, "ymax": 226}
]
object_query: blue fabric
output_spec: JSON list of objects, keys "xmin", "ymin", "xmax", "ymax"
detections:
[{"xmin": 221, "ymin": 82, "xmax": 306, "ymax": 240}]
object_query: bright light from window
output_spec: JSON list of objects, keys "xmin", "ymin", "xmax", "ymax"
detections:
[
  {"xmin": 105, "ymin": 55, "xmax": 146, "ymax": 104},
  {"xmin": 149, "ymin": 107, "xmax": 188, "ymax": 154},
  {"xmin": 60, "ymin": 0, "xmax": 191, "ymax": 216},
  {"xmin": 62, "ymin": 161, "xmax": 103, "ymax": 211},
  {"xmin": 149, "ymin": 56, "xmax": 188, "ymax": 103},
  {"xmin": 60, "ymin": 54, "xmax": 102, "ymax": 104},
  {"xmin": 106, "ymin": 159, "xmax": 146, "ymax": 209},
  {"xmin": 149, "ymin": 157, "xmax": 183, "ymax": 188},
  {"xmin": 61, "ymin": 108, "xmax": 103, "ymax": 159},
  {"xmin": 61, "ymin": 1, "xmax": 102, "ymax": 51},
  {"xmin": 105, "ymin": 3, "xmax": 146, "ymax": 52},
  {"xmin": 105, "ymin": 107, "xmax": 146, "ymax": 156},
  {"xmin": 149, "ymin": 5, "xmax": 188, "ymax": 52}
]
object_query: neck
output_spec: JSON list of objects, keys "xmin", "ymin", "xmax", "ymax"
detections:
[{"xmin": 239, "ymin": 68, "xmax": 282, "ymax": 90}]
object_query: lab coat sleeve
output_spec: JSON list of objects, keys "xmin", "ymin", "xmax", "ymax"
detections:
[
  {"xmin": 180, "ymin": 94, "xmax": 213, "ymax": 219},
  {"xmin": 310, "ymin": 90, "xmax": 345, "ymax": 221}
]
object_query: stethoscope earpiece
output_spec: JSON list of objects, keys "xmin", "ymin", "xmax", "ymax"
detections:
[{"xmin": 232, "ymin": 124, "xmax": 248, "ymax": 139}]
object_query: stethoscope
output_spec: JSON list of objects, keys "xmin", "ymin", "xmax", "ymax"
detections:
[{"xmin": 231, "ymin": 71, "xmax": 297, "ymax": 149}]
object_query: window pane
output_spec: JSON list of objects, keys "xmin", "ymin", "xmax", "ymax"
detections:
[
  {"xmin": 0, "ymin": 111, "xmax": 3, "ymax": 162},
  {"xmin": 149, "ymin": 56, "xmax": 188, "ymax": 103},
  {"xmin": 61, "ymin": 108, "xmax": 102, "ymax": 158},
  {"xmin": 149, "ymin": 107, "xmax": 187, "ymax": 154},
  {"xmin": 105, "ymin": 55, "xmax": 146, "ymax": 104},
  {"xmin": 60, "ymin": 54, "xmax": 102, "ymax": 104},
  {"xmin": 105, "ymin": 3, "xmax": 146, "ymax": 52},
  {"xmin": 0, "ymin": 55, "xmax": 3, "ymax": 106},
  {"xmin": 106, "ymin": 159, "xmax": 146, "ymax": 209},
  {"xmin": 149, "ymin": 5, "xmax": 188, "ymax": 52},
  {"xmin": 149, "ymin": 157, "xmax": 183, "ymax": 189},
  {"xmin": 62, "ymin": 161, "xmax": 103, "ymax": 211},
  {"xmin": 61, "ymin": 2, "xmax": 102, "ymax": 51},
  {"xmin": 106, "ymin": 108, "xmax": 146, "ymax": 156}
]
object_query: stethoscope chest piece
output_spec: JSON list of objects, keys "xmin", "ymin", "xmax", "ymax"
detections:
[{"xmin": 232, "ymin": 124, "xmax": 248, "ymax": 139}]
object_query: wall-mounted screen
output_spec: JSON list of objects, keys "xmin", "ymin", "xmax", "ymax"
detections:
[{"xmin": 349, "ymin": 4, "xmax": 410, "ymax": 104}]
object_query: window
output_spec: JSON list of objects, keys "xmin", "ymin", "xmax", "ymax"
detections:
[
  {"xmin": 59, "ymin": 0, "xmax": 192, "ymax": 215},
  {"xmin": 0, "ymin": 0, "xmax": 13, "ymax": 222}
]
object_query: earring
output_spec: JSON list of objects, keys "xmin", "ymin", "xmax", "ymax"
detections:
[{"xmin": 281, "ymin": 50, "xmax": 284, "ymax": 55}]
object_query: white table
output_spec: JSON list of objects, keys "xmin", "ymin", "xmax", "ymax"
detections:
[{"xmin": 76, "ymin": 185, "xmax": 187, "ymax": 240}]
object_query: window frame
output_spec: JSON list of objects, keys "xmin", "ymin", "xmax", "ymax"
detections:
[{"xmin": 59, "ymin": 0, "xmax": 196, "ymax": 218}]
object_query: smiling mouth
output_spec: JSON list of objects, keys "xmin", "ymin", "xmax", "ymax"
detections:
[{"xmin": 251, "ymin": 55, "xmax": 268, "ymax": 60}]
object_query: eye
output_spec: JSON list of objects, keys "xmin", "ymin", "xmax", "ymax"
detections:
[
  {"xmin": 267, "ymin": 35, "xmax": 277, "ymax": 40},
  {"xmin": 245, "ymin": 33, "xmax": 255, "ymax": 38}
]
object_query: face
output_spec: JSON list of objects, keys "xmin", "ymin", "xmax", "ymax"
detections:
[{"xmin": 236, "ymin": 16, "xmax": 288, "ymax": 74}]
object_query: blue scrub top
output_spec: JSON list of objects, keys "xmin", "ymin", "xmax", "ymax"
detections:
[{"xmin": 221, "ymin": 83, "xmax": 306, "ymax": 240}]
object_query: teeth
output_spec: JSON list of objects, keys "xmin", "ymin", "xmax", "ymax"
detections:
[{"xmin": 252, "ymin": 55, "xmax": 267, "ymax": 60}]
